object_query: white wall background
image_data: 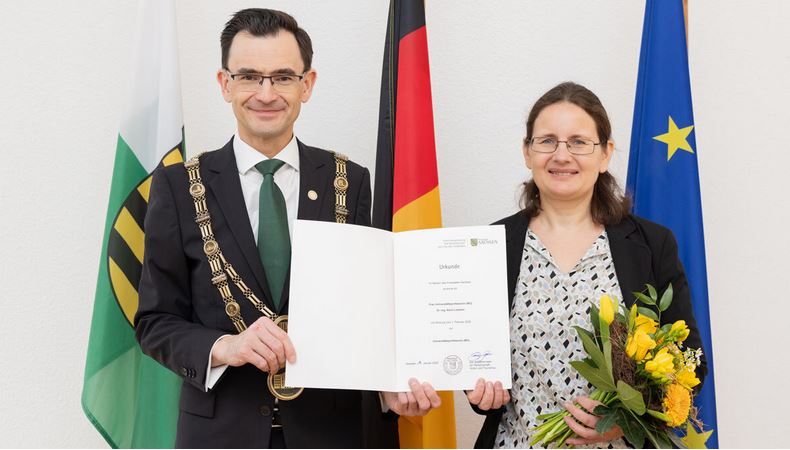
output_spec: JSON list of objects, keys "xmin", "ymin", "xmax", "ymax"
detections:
[{"xmin": 0, "ymin": 1, "xmax": 788, "ymax": 447}]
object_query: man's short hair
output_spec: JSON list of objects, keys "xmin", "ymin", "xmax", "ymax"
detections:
[{"xmin": 221, "ymin": 8, "xmax": 313, "ymax": 72}]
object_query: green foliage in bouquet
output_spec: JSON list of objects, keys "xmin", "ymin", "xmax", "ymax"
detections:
[{"xmin": 529, "ymin": 285, "xmax": 713, "ymax": 448}]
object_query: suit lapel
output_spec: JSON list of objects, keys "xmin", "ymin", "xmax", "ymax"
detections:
[
  {"xmin": 503, "ymin": 212, "xmax": 530, "ymax": 311},
  {"xmin": 296, "ymin": 140, "xmax": 331, "ymax": 221},
  {"xmin": 607, "ymin": 217, "xmax": 653, "ymax": 307},
  {"xmin": 279, "ymin": 141, "xmax": 332, "ymax": 314},
  {"xmin": 204, "ymin": 141, "xmax": 274, "ymax": 305}
]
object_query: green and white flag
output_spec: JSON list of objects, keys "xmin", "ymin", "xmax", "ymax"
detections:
[{"xmin": 82, "ymin": 0, "xmax": 184, "ymax": 447}]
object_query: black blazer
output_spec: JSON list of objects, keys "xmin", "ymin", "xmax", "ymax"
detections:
[
  {"xmin": 473, "ymin": 211, "xmax": 708, "ymax": 448},
  {"xmin": 135, "ymin": 139, "xmax": 379, "ymax": 448}
]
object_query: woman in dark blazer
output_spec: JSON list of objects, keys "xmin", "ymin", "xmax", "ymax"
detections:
[{"xmin": 467, "ymin": 82, "xmax": 706, "ymax": 448}]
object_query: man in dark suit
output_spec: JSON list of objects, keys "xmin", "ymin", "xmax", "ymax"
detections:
[{"xmin": 135, "ymin": 8, "xmax": 438, "ymax": 448}]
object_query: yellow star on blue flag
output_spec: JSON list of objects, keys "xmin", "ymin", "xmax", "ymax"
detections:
[
  {"xmin": 653, "ymin": 116, "xmax": 694, "ymax": 161},
  {"xmin": 681, "ymin": 422, "xmax": 714, "ymax": 448}
]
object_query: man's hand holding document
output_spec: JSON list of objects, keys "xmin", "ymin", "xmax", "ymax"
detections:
[{"xmin": 286, "ymin": 220, "xmax": 512, "ymax": 392}]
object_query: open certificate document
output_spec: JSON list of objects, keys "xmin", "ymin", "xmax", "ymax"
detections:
[{"xmin": 286, "ymin": 220, "xmax": 512, "ymax": 392}]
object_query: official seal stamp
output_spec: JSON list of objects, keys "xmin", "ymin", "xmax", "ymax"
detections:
[{"xmin": 443, "ymin": 355, "xmax": 463, "ymax": 375}]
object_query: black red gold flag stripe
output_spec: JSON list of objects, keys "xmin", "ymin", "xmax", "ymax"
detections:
[{"xmin": 372, "ymin": 1, "xmax": 456, "ymax": 448}]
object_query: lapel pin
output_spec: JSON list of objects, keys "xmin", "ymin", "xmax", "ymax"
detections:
[{"xmin": 307, "ymin": 190, "xmax": 318, "ymax": 201}]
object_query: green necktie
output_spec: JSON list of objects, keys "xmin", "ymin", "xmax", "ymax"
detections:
[{"xmin": 256, "ymin": 159, "xmax": 289, "ymax": 309}]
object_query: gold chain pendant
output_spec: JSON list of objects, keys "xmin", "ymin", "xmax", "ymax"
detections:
[{"xmin": 266, "ymin": 315, "xmax": 304, "ymax": 400}]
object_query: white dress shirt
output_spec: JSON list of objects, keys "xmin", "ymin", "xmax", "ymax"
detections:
[
  {"xmin": 205, "ymin": 133, "xmax": 301, "ymax": 391},
  {"xmin": 233, "ymin": 133, "xmax": 301, "ymax": 241}
]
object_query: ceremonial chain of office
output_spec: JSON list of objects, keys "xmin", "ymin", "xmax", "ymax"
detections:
[
  {"xmin": 185, "ymin": 154, "xmax": 277, "ymax": 333},
  {"xmin": 332, "ymin": 152, "xmax": 349, "ymax": 223},
  {"xmin": 182, "ymin": 151, "xmax": 349, "ymax": 400}
]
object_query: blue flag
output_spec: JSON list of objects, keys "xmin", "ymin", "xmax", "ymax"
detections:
[{"xmin": 626, "ymin": 0, "xmax": 718, "ymax": 446}]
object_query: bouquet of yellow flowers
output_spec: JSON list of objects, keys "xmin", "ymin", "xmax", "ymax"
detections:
[{"xmin": 530, "ymin": 284, "xmax": 712, "ymax": 448}]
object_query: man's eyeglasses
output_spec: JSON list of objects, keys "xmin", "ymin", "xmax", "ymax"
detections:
[
  {"xmin": 528, "ymin": 136, "xmax": 601, "ymax": 155},
  {"xmin": 225, "ymin": 70, "xmax": 305, "ymax": 93}
]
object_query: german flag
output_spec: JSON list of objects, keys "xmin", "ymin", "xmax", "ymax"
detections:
[{"xmin": 373, "ymin": 0, "xmax": 456, "ymax": 447}]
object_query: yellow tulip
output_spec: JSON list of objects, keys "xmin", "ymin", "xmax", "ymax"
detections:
[
  {"xmin": 626, "ymin": 330, "xmax": 656, "ymax": 362},
  {"xmin": 645, "ymin": 347, "xmax": 675, "ymax": 379},
  {"xmin": 599, "ymin": 294, "xmax": 616, "ymax": 325},
  {"xmin": 676, "ymin": 368, "xmax": 700, "ymax": 390},
  {"xmin": 634, "ymin": 314, "xmax": 658, "ymax": 335},
  {"xmin": 670, "ymin": 320, "xmax": 690, "ymax": 342}
]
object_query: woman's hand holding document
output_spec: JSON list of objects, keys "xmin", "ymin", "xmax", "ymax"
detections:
[{"xmin": 285, "ymin": 220, "xmax": 512, "ymax": 392}]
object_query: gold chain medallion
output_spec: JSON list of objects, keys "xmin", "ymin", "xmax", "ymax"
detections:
[{"xmin": 266, "ymin": 315, "xmax": 305, "ymax": 401}]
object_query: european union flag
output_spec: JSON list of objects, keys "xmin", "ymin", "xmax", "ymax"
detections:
[{"xmin": 626, "ymin": 0, "xmax": 718, "ymax": 446}]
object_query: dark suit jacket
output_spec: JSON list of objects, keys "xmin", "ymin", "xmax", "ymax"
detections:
[
  {"xmin": 473, "ymin": 210, "xmax": 708, "ymax": 448},
  {"xmin": 135, "ymin": 139, "xmax": 378, "ymax": 448}
]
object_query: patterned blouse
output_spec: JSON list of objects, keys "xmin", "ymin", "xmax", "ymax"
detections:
[{"xmin": 495, "ymin": 229, "xmax": 627, "ymax": 448}]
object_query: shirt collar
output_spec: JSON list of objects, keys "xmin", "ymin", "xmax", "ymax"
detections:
[{"xmin": 233, "ymin": 132, "xmax": 300, "ymax": 175}]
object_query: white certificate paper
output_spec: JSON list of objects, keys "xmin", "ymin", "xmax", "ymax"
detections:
[{"xmin": 286, "ymin": 220, "xmax": 511, "ymax": 392}]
